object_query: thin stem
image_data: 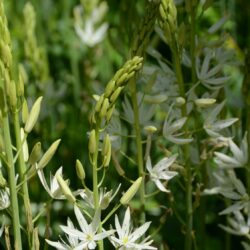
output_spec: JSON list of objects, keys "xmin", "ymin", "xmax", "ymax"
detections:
[
  {"xmin": 171, "ymin": 38, "xmax": 193, "ymax": 250},
  {"xmin": 1, "ymin": 107, "xmax": 22, "ymax": 249},
  {"xmin": 13, "ymin": 111, "xmax": 33, "ymax": 247},
  {"xmin": 129, "ymin": 77, "xmax": 146, "ymax": 224}
]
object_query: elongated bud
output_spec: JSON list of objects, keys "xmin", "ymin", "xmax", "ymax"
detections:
[
  {"xmin": 116, "ymin": 73, "xmax": 128, "ymax": 86},
  {"xmin": 8, "ymin": 80, "xmax": 17, "ymax": 109},
  {"xmin": 56, "ymin": 173, "xmax": 76, "ymax": 203},
  {"xmin": 20, "ymin": 128, "xmax": 29, "ymax": 162},
  {"xmin": 194, "ymin": 98, "xmax": 216, "ymax": 108},
  {"xmin": 99, "ymin": 98, "xmax": 109, "ymax": 118},
  {"xmin": 24, "ymin": 96, "xmax": 43, "ymax": 133},
  {"xmin": 144, "ymin": 125, "xmax": 157, "ymax": 134},
  {"xmin": 17, "ymin": 70, "xmax": 24, "ymax": 98},
  {"xmin": 88, "ymin": 130, "xmax": 96, "ymax": 154},
  {"xmin": 37, "ymin": 139, "xmax": 61, "ymax": 169},
  {"xmin": 0, "ymin": 41, "xmax": 12, "ymax": 68},
  {"xmin": 120, "ymin": 177, "xmax": 142, "ymax": 205},
  {"xmin": 28, "ymin": 142, "xmax": 41, "ymax": 165},
  {"xmin": 95, "ymin": 94, "xmax": 104, "ymax": 112},
  {"xmin": 106, "ymin": 105, "xmax": 115, "ymax": 122},
  {"xmin": 104, "ymin": 80, "xmax": 116, "ymax": 98},
  {"xmin": 103, "ymin": 150, "xmax": 111, "ymax": 167},
  {"xmin": 102, "ymin": 134, "xmax": 111, "ymax": 156},
  {"xmin": 22, "ymin": 99, "xmax": 29, "ymax": 124},
  {"xmin": 76, "ymin": 159, "xmax": 85, "ymax": 180},
  {"xmin": 110, "ymin": 87, "xmax": 124, "ymax": 103}
]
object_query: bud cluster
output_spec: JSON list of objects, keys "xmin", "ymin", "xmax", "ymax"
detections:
[
  {"xmin": 131, "ymin": 1, "xmax": 160, "ymax": 57},
  {"xmin": 158, "ymin": 0, "xmax": 178, "ymax": 46},
  {"xmin": 91, "ymin": 56, "xmax": 143, "ymax": 124}
]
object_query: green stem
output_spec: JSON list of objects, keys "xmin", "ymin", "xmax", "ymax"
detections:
[
  {"xmin": 129, "ymin": 77, "xmax": 146, "ymax": 224},
  {"xmin": 172, "ymin": 39, "xmax": 193, "ymax": 250},
  {"xmin": 13, "ymin": 111, "xmax": 33, "ymax": 247},
  {"xmin": 91, "ymin": 120, "xmax": 103, "ymax": 250},
  {"xmin": 1, "ymin": 107, "xmax": 22, "ymax": 249}
]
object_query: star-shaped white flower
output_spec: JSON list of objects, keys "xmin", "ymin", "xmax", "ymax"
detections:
[
  {"xmin": 146, "ymin": 155, "xmax": 178, "ymax": 192},
  {"xmin": 46, "ymin": 218, "xmax": 81, "ymax": 249},
  {"xmin": 214, "ymin": 133, "xmax": 248, "ymax": 169},
  {"xmin": 110, "ymin": 207, "xmax": 156, "ymax": 250},
  {"xmin": 52, "ymin": 205, "xmax": 114, "ymax": 249}
]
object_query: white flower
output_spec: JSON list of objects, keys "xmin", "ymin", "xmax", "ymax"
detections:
[
  {"xmin": 110, "ymin": 207, "xmax": 156, "ymax": 250},
  {"xmin": 46, "ymin": 218, "xmax": 81, "ymax": 249},
  {"xmin": 214, "ymin": 133, "xmax": 248, "ymax": 168},
  {"xmin": 163, "ymin": 108, "xmax": 193, "ymax": 145},
  {"xmin": 204, "ymin": 101, "xmax": 238, "ymax": 138},
  {"xmin": 74, "ymin": 2, "xmax": 108, "ymax": 47},
  {"xmin": 49, "ymin": 205, "xmax": 115, "ymax": 249},
  {"xmin": 79, "ymin": 184, "xmax": 121, "ymax": 210},
  {"xmin": 146, "ymin": 155, "xmax": 178, "ymax": 192},
  {"xmin": 0, "ymin": 188, "xmax": 10, "ymax": 210},
  {"xmin": 219, "ymin": 211, "xmax": 250, "ymax": 236},
  {"xmin": 37, "ymin": 166, "xmax": 82, "ymax": 200}
]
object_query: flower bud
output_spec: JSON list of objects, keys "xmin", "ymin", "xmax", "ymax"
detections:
[
  {"xmin": 144, "ymin": 125, "xmax": 157, "ymax": 134},
  {"xmin": 8, "ymin": 80, "xmax": 17, "ymax": 109},
  {"xmin": 194, "ymin": 98, "xmax": 216, "ymax": 108},
  {"xmin": 22, "ymin": 99, "xmax": 29, "ymax": 124},
  {"xmin": 116, "ymin": 72, "xmax": 128, "ymax": 86},
  {"xmin": 37, "ymin": 139, "xmax": 61, "ymax": 169},
  {"xmin": 24, "ymin": 96, "xmax": 43, "ymax": 133},
  {"xmin": 56, "ymin": 173, "xmax": 76, "ymax": 203},
  {"xmin": 120, "ymin": 177, "xmax": 142, "ymax": 205},
  {"xmin": 99, "ymin": 98, "xmax": 109, "ymax": 118},
  {"xmin": 104, "ymin": 80, "xmax": 116, "ymax": 98},
  {"xmin": 20, "ymin": 128, "xmax": 29, "ymax": 162},
  {"xmin": 0, "ymin": 41, "xmax": 12, "ymax": 68},
  {"xmin": 106, "ymin": 105, "xmax": 115, "ymax": 122},
  {"xmin": 88, "ymin": 129, "xmax": 96, "ymax": 154},
  {"xmin": 28, "ymin": 142, "xmax": 41, "ymax": 165},
  {"xmin": 110, "ymin": 87, "xmax": 124, "ymax": 103},
  {"xmin": 102, "ymin": 134, "xmax": 111, "ymax": 156},
  {"xmin": 76, "ymin": 159, "xmax": 85, "ymax": 180},
  {"xmin": 95, "ymin": 94, "xmax": 104, "ymax": 112},
  {"xmin": 175, "ymin": 97, "xmax": 186, "ymax": 107}
]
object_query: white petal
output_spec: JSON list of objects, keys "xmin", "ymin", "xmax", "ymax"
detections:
[
  {"xmin": 45, "ymin": 239, "xmax": 67, "ymax": 250},
  {"xmin": 129, "ymin": 222, "xmax": 151, "ymax": 242},
  {"xmin": 122, "ymin": 207, "xmax": 131, "ymax": 235},
  {"xmin": 74, "ymin": 205, "xmax": 89, "ymax": 233},
  {"xmin": 154, "ymin": 180, "xmax": 170, "ymax": 193}
]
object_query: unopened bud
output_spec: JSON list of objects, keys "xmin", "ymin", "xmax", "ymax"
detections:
[
  {"xmin": 104, "ymin": 80, "xmax": 116, "ymax": 97},
  {"xmin": 99, "ymin": 98, "xmax": 109, "ymax": 118},
  {"xmin": 0, "ymin": 41, "xmax": 12, "ymax": 68},
  {"xmin": 8, "ymin": 80, "xmax": 17, "ymax": 109},
  {"xmin": 56, "ymin": 173, "xmax": 76, "ymax": 203},
  {"xmin": 102, "ymin": 134, "xmax": 111, "ymax": 156},
  {"xmin": 24, "ymin": 96, "xmax": 43, "ymax": 133},
  {"xmin": 194, "ymin": 98, "xmax": 216, "ymax": 108},
  {"xmin": 144, "ymin": 125, "xmax": 157, "ymax": 134},
  {"xmin": 88, "ymin": 130, "xmax": 96, "ymax": 154},
  {"xmin": 110, "ymin": 87, "xmax": 124, "ymax": 103},
  {"xmin": 28, "ymin": 142, "xmax": 41, "ymax": 165},
  {"xmin": 106, "ymin": 105, "xmax": 115, "ymax": 122},
  {"xmin": 37, "ymin": 139, "xmax": 61, "ymax": 169},
  {"xmin": 20, "ymin": 128, "xmax": 29, "ymax": 162},
  {"xmin": 120, "ymin": 177, "xmax": 142, "ymax": 205},
  {"xmin": 175, "ymin": 97, "xmax": 186, "ymax": 107},
  {"xmin": 22, "ymin": 99, "xmax": 29, "ymax": 124},
  {"xmin": 116, "ymin": 72, "xmax": 128, "ymax": 86},
  {"xmin": 95, "ymin": 94, "xmax": 104, "ymax": 112},
  {"xmin": 76, "ymin": 159, "xmax": 85, "ymax": 180}
]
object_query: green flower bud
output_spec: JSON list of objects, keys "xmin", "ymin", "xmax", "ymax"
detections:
[
  {"xmin": 144, "ymin": 125, "xmax": 157, "ymax": 134},
  {"xmin": 28, "ymin": 142, "xmax": 41, "ymax": 165},
  {"xmin": 8, "ymin": 80, "xmax": 17, "ymax": 109},
  {"xmin": 37, "ymin": 139, "xmax": 61, "ymax": 169},
  {"xmin": 0, "ymin": 170, "xmax": 7, "ymax": 188},
  {"xmin": 0, "ymin": 41, "xmax": 12, "ymax": 68},
  {"xmin": 194, "ymin": 98, "xmax": 216, "ymax": 108},
  {"xmin": 88, "ymin": 129, "xmax": 96, "ymax": 154},
  {"xmin": 175, "ymin": 97, "xmax": 186, "ymax": 107},
  {"xmin": 24, "ymin": 96, "xmax": 43, "ymax": 133},
  {"xmin": 116, "ymin": 73, "xmax": 129, "ymax": 86},
  {"xmin": 102, "ymin": 134, "xmax": 111, "ymax": 156},
  {"xmin": 56, "ymin": 173, "xmax": 76, "ymax": 203},
  {"xmin": 22, "ymin": 99, "xmax": 29, "ymax": 124},
  {"xmin": 104, "ymin": 80, "xmax": 116, "ymax": 98},
  {"xmin": 120, "ymin": 177, "xmax": 142, "ymax": 205},
  {"xmin": 99, "ymin": 98, "xmax": 109, "ymax": 118},
  {"xmin": 106, "ymin": 105, "xmax": 115, "ymax": 122},
  {"xmin": 110, "ymin": 87, "xmax": 124, "ymax": 103},
  {"xmin": 95, "ymin": 94, "xmax": 104, "ymax": 112},
  {"xmin": 76, "ymin": 159, "xmax": 85, "ymax": 180}
]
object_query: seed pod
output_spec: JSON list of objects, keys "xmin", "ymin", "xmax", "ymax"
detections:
[
  {"xmin": 120, "ymin": 177, "xmax": 142, "ymax": 205},
  {"xmin": 24, "ymin": 96, "xmax": 43, "ymax": 133},
  {"xmin": 75, "ymin": 159, "xmax": 85, "ymax": 180},
  {"xmin": 37, "ymin": 139, "xmax": 61, "ymax": 169},
  {"xmin": 28, "ymin": 142, "xmax": 41, "ymax": 165},
  {"xmin": 88, "ymin": 129, "xmax": 96, "ymax": 154},
  {"xmin": 99, "ymin": 98, "xmax": 109, "ymax": 118},
  {"xmin": 56, "ymin": 173, "xmax": 76, "ymax": 203}
]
